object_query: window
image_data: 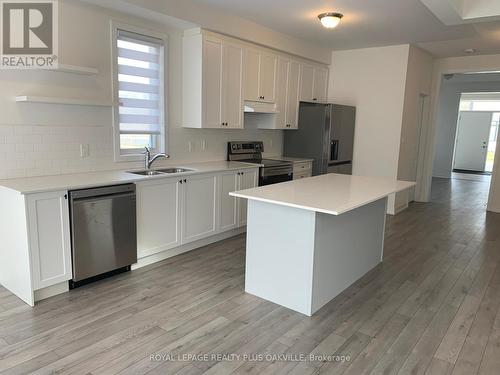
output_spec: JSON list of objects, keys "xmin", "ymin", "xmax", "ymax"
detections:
[{"xmin": 113, "ymin": 27, "xmax": 166, "ymax": 160}]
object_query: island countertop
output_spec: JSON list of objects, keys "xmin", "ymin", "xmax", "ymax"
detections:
[{"xmin": 230, "ymin": 173, "xmax": 415, "ymax": 215}]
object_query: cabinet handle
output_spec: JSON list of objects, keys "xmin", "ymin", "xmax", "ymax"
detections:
[
  {"xmin": 183, "ymin": 179, "xmax": 187, "ymax": 183},
  {"xmin": 313, "ymin": 98, "xmax": 317, "ymax": 101},
  {"xmin": 179, "ymin": 180, "xmax": 183, "ymax": 184},
  {"xmin": 64, "ymin": 194, "xmax": 68, "ymax": 200}
]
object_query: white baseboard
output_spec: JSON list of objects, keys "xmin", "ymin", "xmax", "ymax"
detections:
[
  {"xmin": 34, "ymin": 282, "xmax": 69, "ymax": 302},
  {"xmin": 132, "ymin": 228, "xmax": 246, "ymax": 270}
]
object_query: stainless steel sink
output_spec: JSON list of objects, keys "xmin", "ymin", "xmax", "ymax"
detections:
[
  {"xmin": 127, "ymin": 168, "xmax": 194, "ymax": 176},
  {"xmin": 155, "ymin": 168, "xmax": 194, "ymax": 173},
  {"xmin": 128, "ymin": 170, "xmax": 165, "ymax": 176}
]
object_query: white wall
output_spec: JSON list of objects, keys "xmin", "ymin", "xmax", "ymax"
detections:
[
  {"xmin": 0, "ymin": 0, "xmax": 285, "ymax": 179},
  {"xmin": 328, "ymin": 45, "xmax": 410, "ymax": 179},
  {"xmin": 396, "ymin": 46, "xmax": 434, "ymax": 210},
  {"xmin": 432, "ymin": 78, "xmax": 500, "ymax": 178}
]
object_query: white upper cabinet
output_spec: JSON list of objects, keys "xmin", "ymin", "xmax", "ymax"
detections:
[
  {"xmin": 299, "ymin": 63, "xmax": 315, "ymax": 102},
  {"xmin": 259, "ymin": 58, "xmax": 300, "ymax": 130},
  {"xmin": 286, "ymin": 60, "xmax": 301, "ymax": 129},
  {"xmin": 203, "ymin": 36, "xmax": 223, "ymax": 128},
  {"xmin": 222, "ymin": 42, "xmax": 244, "ymax": 128},
  {"xmin": 27, "ymin": 191, "xmax": 72, "ymax": 290},
  {"xmin": 243, "ymin": 48, "xmax": 277, "ymax": 103},
  {"xmin": 183, "ymin": 31, "xmax": 243, "ymax": 128},
  {"xmin": 274, "ymin": 57, "xmax": 289, "ymax": 129},
  {"xmin": 313, "ymin": 66, "xmax": 328, "ymax": 103},
  {"xmin": 300, "ymin": 63, "xmax": 329, "ymax": 103},
  {"xmin": 183, "ymin": 29, "xmax": 328, "ymax": 129}
]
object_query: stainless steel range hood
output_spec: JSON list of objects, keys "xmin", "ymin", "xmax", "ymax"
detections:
[{"xmin": 244, "ymin": 101, "xmax": 279, "ymax": 114}]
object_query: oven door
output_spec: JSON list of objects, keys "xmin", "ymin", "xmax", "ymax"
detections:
[{"xmin": 259, "ymin": 166, "xmax": 293, "ymax": 186}]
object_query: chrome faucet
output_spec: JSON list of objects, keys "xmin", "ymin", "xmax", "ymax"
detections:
[{"xmin": 143, "ymin": 147, "xmax": 169, "ymax": 169}]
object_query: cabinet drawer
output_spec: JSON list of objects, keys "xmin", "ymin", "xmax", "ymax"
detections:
[
  {"xmin": 293, "ymin": 162, "xmax": 312, "ymax": 173},
  {"xmin": 293, "ymin": 170, "xmax": 312, "ymax": 180}
]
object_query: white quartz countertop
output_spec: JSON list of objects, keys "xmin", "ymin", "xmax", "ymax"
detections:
[
  {"xmin": 230, "ymin": 173, "xmax": 416, "ymax": 216},
  {"xmin": 0, "ymin": 161, "xmax": 260, "ymax": 195}
]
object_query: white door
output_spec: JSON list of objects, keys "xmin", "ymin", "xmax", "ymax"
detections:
[
  {"xmin": 313, "ymin": 66, "xmax": 328, "ymax": 102},
  {"xmin": 136, "ymin": 178, "xmax": 181, "ymax": 258},
  {"xmin": 203, "ymin": 36, "xmax": 223, "ymax": 128},
  {"xmin": 454, "ymin": 111, "xmax": 493, "ymax": 172},
  {"xmin": 218, "ymin": 171, "xmax": 239, "ymax": 231},
  {"xmin": 27, "ymin": 191, "xmax": 72, "ymax": 290},
  {"xmin": 222, "ymin": 42, "xmax": 243, "ymax": 128},
  {"xmin": 238, "ymin": 169, "xmax": 258, "ymax": 226},
  {"xmin": 299, "ymin": 63, "xmax": 314, "ymax": 102},
  {"xmin": 243, "ymin": 49, "xmax": 260, "ymax": 101},
  {"xmin": 275, "ymin": 57, "xmax": 289, "ymax": 129},
  {"xmin": 259, "ymin": 53, "xmax": 277, "ymax": 103},
  {"xmin": 181, "ymin": 174, "xmax": 218, "ymax": 244},
  {"xmin": 286, "ymin": 60, "xmax": 301, "ymax": 129}
]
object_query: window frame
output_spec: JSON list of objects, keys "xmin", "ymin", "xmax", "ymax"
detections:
[{"xmin": 111, "ymin": 21, "xmax": 168, "ymax": 162}]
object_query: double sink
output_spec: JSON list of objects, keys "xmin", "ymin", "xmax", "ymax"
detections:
[{"xmin": 128, "ymin": 168, "xmax": 194, "ymax": 176}]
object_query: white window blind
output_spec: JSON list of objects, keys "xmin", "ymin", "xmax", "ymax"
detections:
[{"xmin": 116, "ymin": 29, "xmax": 165, "ymax": 156}]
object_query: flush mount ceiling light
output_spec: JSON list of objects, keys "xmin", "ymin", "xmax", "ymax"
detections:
[{"xmin": 318, "ymin": 12, "xmax": 343, "ymax": 29}]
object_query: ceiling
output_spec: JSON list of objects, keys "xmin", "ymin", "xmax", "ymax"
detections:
[{"xmin": 190, "ymin": 0, "xmax": 500, "ymax": 58}]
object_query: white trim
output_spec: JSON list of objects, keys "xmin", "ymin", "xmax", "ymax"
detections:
[{"xmin": 110, "ymin": 20, "xmax": 168, "ymax": 162}]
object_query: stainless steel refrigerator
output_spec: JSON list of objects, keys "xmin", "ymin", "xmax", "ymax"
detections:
[{"xmin": 283, "ymin": 102, "xmax": 356, "ymax": 176}]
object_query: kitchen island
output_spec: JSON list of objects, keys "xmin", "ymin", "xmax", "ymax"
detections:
[{"xmin": 230, "ymin": 173, "xmax": 415, "ymax": 316}]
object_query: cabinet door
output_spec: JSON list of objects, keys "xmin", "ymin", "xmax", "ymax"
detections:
[
  {"xmin": 286, "ymin": 60, "xmax": 301, "ymax": 129},
  {"xmin": 259, "ymin": 53, "xmax": 277, "ymax": 103},
  {"xmin": 223, "ymin": 42, "xmax": 243, "ymax": 128},
  {"xmin": 275, "ymin": 57, "xmax": 289, "ymax": 129},
  {"xmin": 299, "ymin": 63, "xmax": 314, "ymax": 102},
  {"xmin": 137, "ymin": 179, "xmax": 181, "ymax": 258},
  {"xmin": 237, "ymin": 169, "xmax": 258, "ymax": 227},
  {"xmin": 203, "ymin": 36, "xmax": 223, "ymax": 128},
  {"xmin": 182, "ymin": 174, "xmax": 218, "ymax": 244},
  {"xmin": 218, "ymin": 171, "xmax": 239, "ymax": 231},
  {"xmin": 243, "ymin": 49, "xmax": 260, "ymax": 101},
  {"xmin": 313, "ymin": 66, "xmax": 328, "ymax": 102},
  {"xmin": 27, "ymin": 191, "xmax": 72, "ymax": 290}
]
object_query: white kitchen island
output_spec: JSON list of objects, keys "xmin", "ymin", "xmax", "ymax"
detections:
[{"xmin": 230, "ymin": 173, "xmax": 415, "ymax": 316}]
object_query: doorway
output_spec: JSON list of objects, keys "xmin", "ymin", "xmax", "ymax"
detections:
[
  {"xmin": 451, "ymin": 92, "xmax": 500, "ymax": 180},
  {"xmin": 428, "ymin": 73, "xmax": 500, "ymax": 211}
]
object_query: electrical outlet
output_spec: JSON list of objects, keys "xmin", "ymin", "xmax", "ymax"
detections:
[
  {"xmin": 80, "ymin": 144, "xmax": 90, "ymax": 158},
  {"xmin": 188, "ymin": 141, "xmax": 193, "ymax": 152},
  {"xmin": 201, "ymin": 140, "xmax": 206, "ymax": 151}
]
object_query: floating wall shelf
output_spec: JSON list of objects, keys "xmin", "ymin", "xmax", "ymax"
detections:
[
  {"xmin": 46, "ymin": 64, "xmax": 99, "ymax": 75},
  {"xmin": 15, "ymin": 96, "xmax": 115, "ymax": 107}
]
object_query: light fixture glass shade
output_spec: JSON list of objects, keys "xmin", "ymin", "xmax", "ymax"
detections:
[{"xmin": 318, "ymin": 12, "xmax": 343, "ymax": 29}]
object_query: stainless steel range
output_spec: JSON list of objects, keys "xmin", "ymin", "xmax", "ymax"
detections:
[{"xmin": 228, "ymin": 141, "xmax": 293, "ymax": 186}]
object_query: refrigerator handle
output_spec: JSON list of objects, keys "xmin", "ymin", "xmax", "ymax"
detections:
[{"xmin": 330, "ymin": 140, "xmax": 339, "ymax": 160}]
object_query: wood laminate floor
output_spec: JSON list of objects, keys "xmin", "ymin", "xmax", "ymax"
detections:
[{"xmin": 1, "ymin": 177, "xmax": 500, "ymax": 374}]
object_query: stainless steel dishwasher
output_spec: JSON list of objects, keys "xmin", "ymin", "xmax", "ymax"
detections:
[{"xmin": 69, "ymin": 184, "xmax": 137, "ymax": 288}]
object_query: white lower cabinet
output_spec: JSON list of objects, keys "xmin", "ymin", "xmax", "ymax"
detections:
[
  {"xmin": 218, "ymin": 168, "xmax": 258, "ymax": 229},
  {"xmin": 218, "ymin": 171, "xmax": 239, "ymax": 231},
  {"xmin": 136, "ymin": 178, "xmax": 181, "ymax": 258},
  {"xmin": 237, "ymin": 169, "xmax": 258, "ymax": 227},
  {"xmin": 181, "ymin": 173, "xmax": 218, "ymax": 244},
  {"xmin": 27, "ymin": 191, "xmax": 72, "ymax": 290}
]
